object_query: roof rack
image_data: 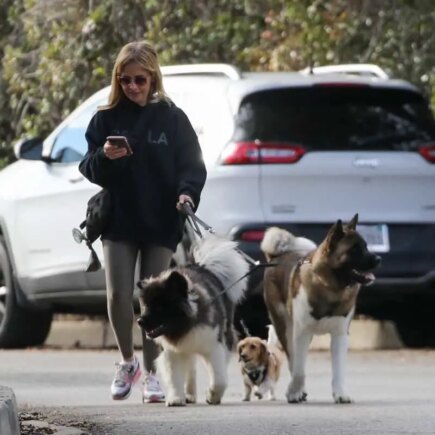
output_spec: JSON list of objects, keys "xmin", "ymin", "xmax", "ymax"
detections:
[
  {"xmin": 161, "ymin": 63, "xmax": 242, "ymax": 80},
  {"xmin": 300, "ymin": 63, "xmax": 389, "ymax": 79}
]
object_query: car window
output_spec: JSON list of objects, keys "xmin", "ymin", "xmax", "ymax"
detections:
[
  {"xmin": 234, "ymin": 87, "xmax": 435, "ymax": 151},
  {"xmin": 50, "ymin": 101, "xmax": 100, "ymax": 163}
]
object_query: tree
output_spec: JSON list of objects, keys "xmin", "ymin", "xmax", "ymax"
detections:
[{"xmin": 0, "ymin": 0, "xmax": 434, "ymax": 169}]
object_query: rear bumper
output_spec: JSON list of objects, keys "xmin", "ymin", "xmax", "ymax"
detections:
[{"xmin": 369, "ymin": 272, "xmax": 435, "ymax": 292}]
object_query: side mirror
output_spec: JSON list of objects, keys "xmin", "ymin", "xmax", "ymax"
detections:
[{"xmin": 14, "ymin": 137, "xmax": 43, "ymax": 160}]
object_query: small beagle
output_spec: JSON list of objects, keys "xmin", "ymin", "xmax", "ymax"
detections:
[{"xmin": 237, "ymin": 335, "xmax": 284, "ymax": 401}]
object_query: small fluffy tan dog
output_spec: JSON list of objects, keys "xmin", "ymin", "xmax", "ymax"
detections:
[{"xmin": 237, "ymin": 333, "xmax": 284, "ymax": 401}]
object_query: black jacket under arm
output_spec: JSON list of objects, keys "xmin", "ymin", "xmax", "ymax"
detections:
[{"xmin": 79, "ymin": 98, "xmax": 207, "ymax": 251}]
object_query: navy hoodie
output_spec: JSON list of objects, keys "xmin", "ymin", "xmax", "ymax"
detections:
[{"xmin": 79, "ymin": 97, "xmax": 207, "ymax": 251}]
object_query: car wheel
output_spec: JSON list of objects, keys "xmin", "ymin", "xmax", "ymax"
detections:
[{"xmin": 0, "ymin": 237, "xmax": 53, "ymax": 348}]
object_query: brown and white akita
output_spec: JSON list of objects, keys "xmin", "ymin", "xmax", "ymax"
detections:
[{"xmin": 262, "ymin": 214, "xmax": 381, "ymax": 404}]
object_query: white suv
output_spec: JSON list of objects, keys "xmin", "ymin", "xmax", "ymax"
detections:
[{"xmin": 1, "ymin": 63, "xmax": 434, "ymax": 348}]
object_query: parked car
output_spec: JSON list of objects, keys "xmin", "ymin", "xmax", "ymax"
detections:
[{"xmin": 1, "ymin": 63, "xmax": 434, "ymax": 348}]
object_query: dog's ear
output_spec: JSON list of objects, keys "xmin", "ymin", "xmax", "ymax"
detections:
[
  {"xmin": 259, "ymin": 341, "xmax": 268, "ymax": 362},
  {"xmin": 136, "ymin": 278, "xmax": 153, "ymax": 297},
  {"xmin": 347, "ymin": 213, "xmax": 359, "ymax": 231},
  {"xmin": 325, "ymin": 219, "xmax": 344, "ymax": 252},
  {"xmin": 237, "ymin": 339, "xmax": 246, "ymax": 352},
  {"xmin": 237, "ymin": 341, "xmax": 244, "ymax": 361},
  {"xmin": 166, "ymin": 270, "xmax": 188, "ymax": 299}
]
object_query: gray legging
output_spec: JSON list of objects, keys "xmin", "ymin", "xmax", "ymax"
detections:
[{"xmin": 102, "ymin": 239, "xmax": 173, "ymax": 372}]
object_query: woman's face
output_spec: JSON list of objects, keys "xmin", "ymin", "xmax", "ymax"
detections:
[{"xmin": 118, "ymin": 62, "xmax": 153, "ymax": 106}]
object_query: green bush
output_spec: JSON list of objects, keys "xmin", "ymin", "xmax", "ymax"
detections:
[{"xmin": 0, "ymin": 0, "xmax": 434, "ymax": 169}]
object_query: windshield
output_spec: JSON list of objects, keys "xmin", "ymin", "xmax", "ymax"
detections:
[{"xmin": 234, "ymin": 86, "xmax": 435, "ymax": 151}]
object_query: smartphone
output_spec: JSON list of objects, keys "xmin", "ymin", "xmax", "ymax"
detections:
[{"xmin": 106, "ymin": 135, "xmax": 133, "ymax": 156}]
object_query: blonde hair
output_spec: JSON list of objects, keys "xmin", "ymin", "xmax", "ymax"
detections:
[{"xmin": 101, "ymin": 41, "xmax": 169, "ymax": 110}]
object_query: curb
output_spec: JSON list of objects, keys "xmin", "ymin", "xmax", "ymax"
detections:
[
  {"xmin": 45, "ymin": 317, "xmax": 404, "ymax": 350},
  {"xmin": 0, "ymin": 385, "xmax": 20, "ymax": 435},
  {"xmin": 311, "ymin": 318, "xmax": 403, "ymax": 350}
]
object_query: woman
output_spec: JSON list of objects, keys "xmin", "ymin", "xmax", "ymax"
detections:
[{"xmin": 79, "ymin": 41, "xmax": 207, "ymax": 403}]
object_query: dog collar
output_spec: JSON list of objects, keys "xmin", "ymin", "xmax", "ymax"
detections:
[{"xmin": 243, "ymin": 365, "xmax": 268, "ymax": 385}]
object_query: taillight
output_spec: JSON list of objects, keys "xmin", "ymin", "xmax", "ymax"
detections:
[
  {"xmin": 220, "ymin": 141, "xmax": 305, "ymax": 165},
  {"xmin": 238, "ymin": 230, "xmax": 265, "ymax": 242},
  {"xmin": 419, "ymin": 143, "xmax": 435, "ymax": 163}
]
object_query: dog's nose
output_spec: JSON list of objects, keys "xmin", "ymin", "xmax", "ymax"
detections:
[{"xmin": 374, "ymin": 255, "xmax": 382, "ymax": 267}]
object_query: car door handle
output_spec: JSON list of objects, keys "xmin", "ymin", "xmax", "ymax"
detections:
[{"xmin": 69, "ymin": 176, "xmax": 84, "ymax": 183}]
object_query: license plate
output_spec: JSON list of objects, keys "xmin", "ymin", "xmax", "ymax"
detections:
[{"xmin": 356, "ymin": 224, "xmax": 390, "ymax": 253}]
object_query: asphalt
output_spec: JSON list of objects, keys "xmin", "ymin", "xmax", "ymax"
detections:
[{"xmin": 0, "ymin": 317, "xmax": 403, "ymax": 435}]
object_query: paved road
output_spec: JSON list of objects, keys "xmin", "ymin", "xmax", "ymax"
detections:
[{"xmin": 1, "ymin": 349, "xmax": 435, "ymax": 434}]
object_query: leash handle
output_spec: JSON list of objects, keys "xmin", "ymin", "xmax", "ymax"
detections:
[
  {"xmin": 181, "ymin": 202, "xmax": 214, "ymax": 232},
  {"xmin": 180, "ymin": 202, "xmax": 214, "ymax": 238},
  {"xmin": 180, "ymin": 202, "xmax": 261, "ymax": 266},
  {"xmin": 180, "ymin": 202, "xmax": 270, "ymax": 268},
  {"xmin": 180, "ymin": 202, "xmax": 203, "ymax": 238},
  {"xmin": 179, "ymin": 203, "xmax": 280, "ymax": 305}
]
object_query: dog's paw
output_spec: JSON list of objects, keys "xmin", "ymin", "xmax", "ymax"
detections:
[
  {"xmin": 334, "ymin": 394, "xmax": 353, "ymax": 404},
  {"xmin": 286, "ymin": 379, "xmax": 307, "ymax": 404},
  {"xmin": 185, "ymin": 393, "xmax": 196, "ymax": 404},
  {"xmin": 254, "ymin": 391, "xmax": 263, "ymax": 400},
  {"xmin": 206, "ymin": 388, "xmax": 224, "ymax": 405},
  {"xmin": 166, "ymin": 396, "xmax": 186, "ymax": 407},
  {"xmin": 286, "ymin": 391, "xmax": 307, "ymax": 403},
  {"xmin": 242, "ymin": 396, "xmax": 251, "ymax": 402},
  {"xmin": 206, "ymin": 397, "xmax": 221, "ymax": 405}
]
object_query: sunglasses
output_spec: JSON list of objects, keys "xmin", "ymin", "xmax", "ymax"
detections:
[{"xmin": 117, "ymin": 75, "xmax": 149, "ymax": 86}]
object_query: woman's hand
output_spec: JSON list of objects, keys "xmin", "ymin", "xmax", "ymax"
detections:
[
  {"xmin": 103, "ymin": 141, "xmax": 128, "ymax": 160},
  {"xmin": 176, "ymin": 194, "xmax": 194, "ymax": 211}
]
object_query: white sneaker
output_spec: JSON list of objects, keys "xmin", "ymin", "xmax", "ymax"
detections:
[
  {"xmin": 142, "ymin": 372, "xmax": 165, "ymax": 403},
  {"xmin": 111, "ymin": 356, "xmax": 142, "ymax": 400}
]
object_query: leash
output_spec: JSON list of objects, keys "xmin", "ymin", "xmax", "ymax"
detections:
[
  {"xmin": 239, "ymin": 319, "xmax": 251, "ymax": 337},
  {"xmin": 207, "ymin": 261, "xmax": 267, "ymax": 304},
  {"xmin": 181, "ymin": 202, "xmax": 214, "ymax": 238},
  {"xmin": 181, "ymin": 203, "xmax": 263, "ymax": 267},
  {"xmin": 180, "ymin": 203, "xmax": 277, "ymax": 304}
]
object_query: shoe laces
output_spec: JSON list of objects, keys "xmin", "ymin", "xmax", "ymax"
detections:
[
  {"xmin": 144, "ymin": 373, "xmax": 162, "ymax": 392},
  {"xmin": 113, "ymin": 360, "xmax": 136, "ymax": 386}
]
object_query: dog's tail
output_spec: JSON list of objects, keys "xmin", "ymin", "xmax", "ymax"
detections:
[
  {"xmin": 260, "ymin": 227, "xmax": 316, "ymax": 259},
  {"xmin": 193, "ymin": 235, "xmax": 249, "ymax": 304}
]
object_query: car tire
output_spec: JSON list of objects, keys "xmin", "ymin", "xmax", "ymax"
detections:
[{"xmin": 0, "ymin": 237, "xmax": 53, "ymax": 348}]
